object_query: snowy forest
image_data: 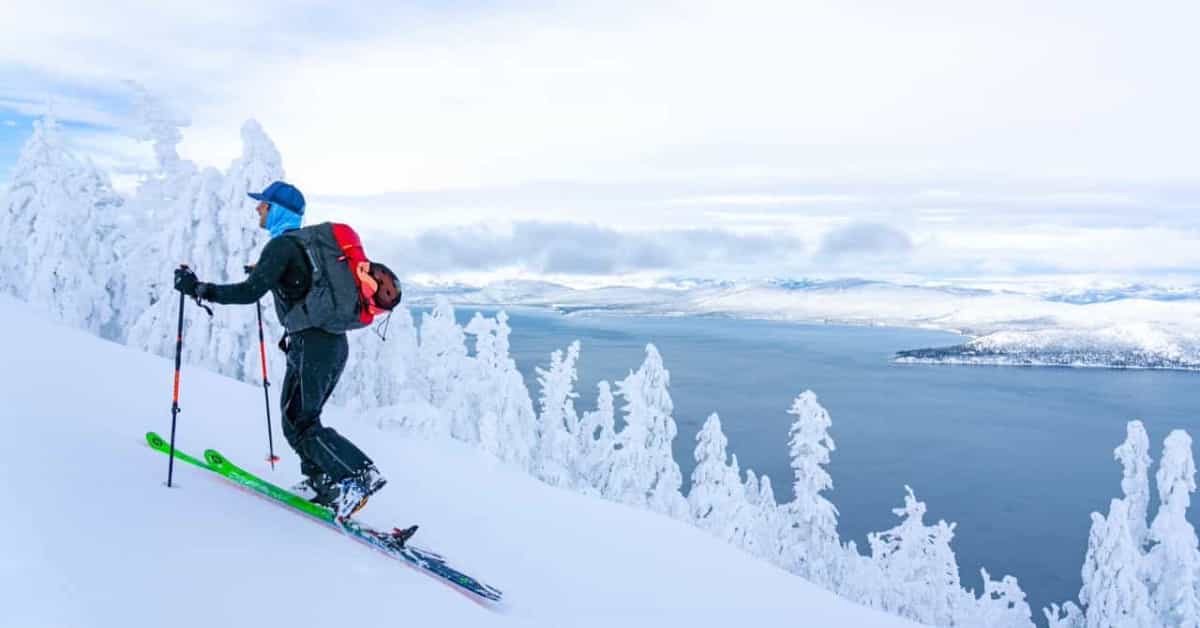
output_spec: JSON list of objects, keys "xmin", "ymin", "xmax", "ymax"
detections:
[{"xmin": 2, "ymin": 95, "xmax": 1198, "ymax": 628}]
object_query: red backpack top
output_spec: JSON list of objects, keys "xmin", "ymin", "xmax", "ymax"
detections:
[{"xmin": 330, "ymin": 223, "xmax": 399, "ymax": 325}]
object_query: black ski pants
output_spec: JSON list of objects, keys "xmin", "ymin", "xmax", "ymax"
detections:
[{"xmin": 280, "ymin": 328, "xmax": 373, "ymax": 483}]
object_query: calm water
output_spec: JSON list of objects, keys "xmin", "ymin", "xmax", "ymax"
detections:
[{"xmin": 440, "ymin": 306, "xmax": 1200, "ymax": 620}]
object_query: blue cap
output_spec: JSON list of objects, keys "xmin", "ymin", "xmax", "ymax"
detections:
[{"xmin": 248, "ymin": 181, "xmax": 305, "ymax": 215}]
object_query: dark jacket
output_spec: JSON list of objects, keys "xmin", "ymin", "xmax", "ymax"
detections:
[{"xmin": 204, "ymin": 235, "xmax": 311, "ymax": 320}]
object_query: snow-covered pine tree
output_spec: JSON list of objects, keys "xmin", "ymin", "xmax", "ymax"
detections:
[
  {"xmin": 464, "ymin": 310, "xmax": 537, "ymax": 469},
  {"xmin": 598, "ymin": 344, "xmax": 688, "ymax": 519},
  {"xmin": 734, "ymin": 466, "xmax": 784, "ymax": 562},
  {"xmin": 688, "ymin": 413, "xmax": 749, "ymax": 543},
  {"xmin": 533, "ymin": 341, "xmax": 582, "ymax": 487},
  {"xmin": 114, "ymin": 87, "xmax": 197, "ymax": 338},
  {"xmin": 1078, "ymin": 498, "xmax": 1154, "ymax": 628},
  {"xmin": 781, "ymin": 390, "xmax": 839, "ymax": 586},
  {"xmin": 868, "ymin": 485, "xmax": 964, "ymax": 626},
  {"xmin": 417, "ymin": 296, "xmax": 470, "ymax": 439},
  {"xmin": 333, "ymin": 307, "xmax": 422, "ymax": 411},
  {"xmin": 1044, "ymin": 602, "xmax": 1084, "ymax": 628},
  {"xmin": 125, "ymin": 120, "xmax": 284, "ymax": 383},
  {"xmin": 575, "ymin": 380, "xmax": 616, "ymax": 492},
  {"xmin": 0, "ymin": 115, "xmax": 124, "ymax": 336},
  {"xmin": 971, "ymin": 568, "xmax": 1034, "ymax": 628},
  {"xmin": 753, "ymin": 474, "xmax": 782, "ymax": 561},
  {"xmin": 126, "ymin": 82, "xmax": 195, "ymax": 204},
  {"xmin": 1145, "ymin": 429, "xmax": 1200, "ymax": 627},
  {"xmin": 1115, "ymin": 420, "xmax": 1152, "ymax": 548},
  {"xmin": 740, "ymin": 468, "xmax": 763, "ymax": 556},
  {"xmin": 834, "ymin": 540, "xmax": 886, "ymax": 613}
]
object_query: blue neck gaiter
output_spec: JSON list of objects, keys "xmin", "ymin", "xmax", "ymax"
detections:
[{"xmin": 266, "ymin": 202, "xmax": 303, "ymax": 239}]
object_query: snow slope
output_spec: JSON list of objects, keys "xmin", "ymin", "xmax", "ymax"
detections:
[{"xmin": 0, "ymin": 296, "xmax": 917, "ymax": 628}]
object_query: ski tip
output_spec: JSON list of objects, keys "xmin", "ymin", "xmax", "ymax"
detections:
[
  {"xmin": 204, "ymin": 449, "xmax": 228, "ymax": 467},
  {"xmin": 146, "ymin": 432, "xmax": 166, "ymax": 449}
]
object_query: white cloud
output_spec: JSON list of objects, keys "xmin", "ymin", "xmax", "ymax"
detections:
[
  {"xmin": 667, "ymin": 194, "xmax": 865, "ymax": 207},
  {"xmin": 5, "ymin": 0, "xmax": 1200, "ymax": 196},
  {"xmin": 817, "ymin": 223, "xmax": 914, "ymax": 261},
  {"xmin": 377, "ymin": 221, "xmax": 806, "ymax": 276},
  {"xmin": 6, "ymin": 0, "xmax": 1200, "ymax": 282}
]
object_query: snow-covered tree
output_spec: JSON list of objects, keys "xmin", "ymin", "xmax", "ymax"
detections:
[
  {"xmin": 114, "ymin": 88, "xmax": 196, "ymax": 335},
  {"xmin": 533, "ymin": 341, "xmax": 582, "ymax": 487},
  {"xmin": 740, "ymin": 468, "xmax": 764, "ymax": 555},
  {"xmin": 125, "ymin": 120, "xmax": 284, "ymax": 384},
  {"xmin": 753, "ymin": 474, "xmax": 782, "ymax": 560},
  {"xmin": 417, "ymin": 296, "xmax": 469, "ymax": 439},
  {"xmin": 1079, "ymin": 498, "xmax": 1154, "ymax": 628},
  {"xmin": 972, "ymin": 568, "xmax": 1034, "ymax": 628},
  {"xmin": 734, "ymin": 467, "xmax": 783, "ymax": 562},
  {"xmin": 126, "ymin": 81, "xmax": 194, "ymax": 196},
  {"xmin": 688, "ymin": 413, "xmax": 750, "ymax": 542},
  {"xmin": 333, "ymin": 307, "xmax": 421, "ymax": 411},
  {"xmin": 835, "ymin": 542, "xmax": 885, "ymax": 611},
  {"xmin": 1146, "ymin": 429, "xmax": 1200, "ymax": 627},
  {"xmin": 1115, "ymin": 420, "xmax": 1152, "ymax": 548},
  {"xmin": 575, "ymin": 380, "xmax": 616, "ymax": 491},
  {"xmin": 464, "ymin": 310, "xmax": 537, "ymax": 469},
  {"xmin": 781, "ymin": 390, "xmax": 839, "ymax": 585},
  {"xmin": 868, "ymin": 486, "xmax": 964, "ymax": 626},
  {"xmin": 1044, "ymin": 602, "xmax": 1084, "ymax": 628},
  {"xmin": 597, "ymin": 344, "xmax": 688, "ymax": 519},
  {"xmin": 0, "ymin": 115, "xmax": 124, "ymax": 336}
]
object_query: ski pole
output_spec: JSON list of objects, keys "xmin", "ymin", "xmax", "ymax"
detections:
[
  {"xmin": 167, "ymin": 265, "xmax": 188, "ymax": 488},
  {"xmin": 246, "ymin": 264, "xmax": 279, "ymax": 469}
]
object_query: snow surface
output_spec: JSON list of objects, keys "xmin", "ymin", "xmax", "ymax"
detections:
[{"xmin": 0, "ymin": 295, "xmax": 918, "ymax": 628}]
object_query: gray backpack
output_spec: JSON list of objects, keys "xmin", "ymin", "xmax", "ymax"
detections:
[{"xmin": 274, "ymin": 222, "xmax": 369, "ymax": 334}]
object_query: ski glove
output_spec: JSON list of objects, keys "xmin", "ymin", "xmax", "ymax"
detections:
[
  {"xmin": 174, "ymin": 267, "xmax": 212, "ymax": 300},
  {"xmin": 174, "ymin": 267, "xmax": 198, "ymax": 295}
]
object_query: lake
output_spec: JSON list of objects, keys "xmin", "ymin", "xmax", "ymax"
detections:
[{"xmin": 442, "ymin": 305, "xmax": 1200, "ymax": 621}]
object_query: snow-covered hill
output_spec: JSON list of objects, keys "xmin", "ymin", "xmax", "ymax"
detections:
[
  {"xmin": 0, "ymin": 296, "xmax": 917, "ymax": 628},
  {"xmin": 405, "ymin": 277, "xmax": 1200, "ymax": 370}
]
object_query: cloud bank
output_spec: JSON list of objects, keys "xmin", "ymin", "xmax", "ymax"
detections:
[
  {"xmin": 817, "ymin": 223, "xmax": 914, "ymax": 261},
  {"xmin": 380, "ymin": 222, "xmax": 805, "ymax": 276}
]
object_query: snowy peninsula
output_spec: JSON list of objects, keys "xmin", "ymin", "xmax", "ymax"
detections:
[{"xmin": 402, "ymin": 278, "xmax": 1200, "ymax": 371}]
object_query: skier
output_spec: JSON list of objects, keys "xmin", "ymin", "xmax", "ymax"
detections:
[{"xmin": 173, "ymin": 180, "xmax": 387, "ymax": 518}]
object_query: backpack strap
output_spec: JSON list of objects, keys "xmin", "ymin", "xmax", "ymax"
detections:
[{"xmin": 280, "ymin": 229, "xmax": 323, "ymax": 286}]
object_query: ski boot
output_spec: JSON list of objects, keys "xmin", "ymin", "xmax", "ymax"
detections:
[
  {"xmin": 334, "ymin": 465, "xmax": 387, "ymax": 520},
  {"xmin": 291, "ymin": 474, "xmax": 339, "ymax": 508}
]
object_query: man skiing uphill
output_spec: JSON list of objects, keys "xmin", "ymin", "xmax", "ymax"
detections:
[{"xmin": 173, "ymin": 180, "xmax": 400, "ymax": 519}]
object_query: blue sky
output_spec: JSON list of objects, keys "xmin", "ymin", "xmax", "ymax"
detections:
[
  {"xmin": 0, "ymin": 117, "xmax": 27, "ymax": 182},
  {"xmin": 4, "ymin": 0, "xmax": 1200, "ymax": 282}
]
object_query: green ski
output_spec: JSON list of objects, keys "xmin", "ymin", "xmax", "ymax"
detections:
[
  {"xmin": 145, "ymin": 431, "xmax": 213, "ymax": 471},
  {"xmin": 202, "ymin": 448, "xmax": 336, "ymax": 523},
  {"xmin": 144, "ymin": 433, "xmax": 503, "ymax": 605}
]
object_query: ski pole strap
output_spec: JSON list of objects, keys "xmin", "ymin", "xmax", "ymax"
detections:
[{"xmin": 191, "ymin": 294, "xmax": 214, "ymax": 317}]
